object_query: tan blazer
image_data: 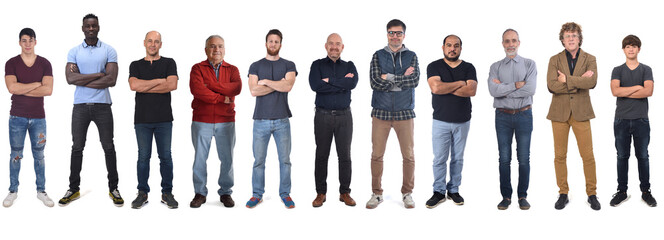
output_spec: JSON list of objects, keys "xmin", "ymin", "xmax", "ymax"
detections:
[{"xmin": 546, "ymin": 49, "xmax": 597, "ymax": 122}]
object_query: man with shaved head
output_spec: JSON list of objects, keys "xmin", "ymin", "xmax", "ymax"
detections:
[
  {"xmin": 309, "ymin": 33, "xmax": 358, "ymax": 207},
  {"xmin": 128, "ymin": 31, "xmax": 179, "ymax": 209},
  {"xmin": 189, "ymin": 35, "xmax": 241, "ymax": 209}
]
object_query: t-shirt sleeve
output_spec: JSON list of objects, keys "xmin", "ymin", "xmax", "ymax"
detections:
[
  {"xmin": 107, "ymin": 46, "xmax": 118, "ymax": 63},
  {"xmin": 644, "ymin": 66, "xmax": 654, "ymax": 82},
  {"xmin": 5, "ymin": 59, "xmax": 15, "ymax": 76},
  {"xmin": 287, "ymin": 60, "xmax": 297, "ymax": 76},
  {"xmin": 67, "ymin": 47, "xmax": 77, "ymax": 63},
  {"xmin": 426, "ymin": 61, "xmax": 439, "ymax": 79},
  {"xmin": 248, "ymin": 62, "xmax": 258, "ymax": 77},
  {"xmin": 129, "ymin": 61, "xmax": 138, "ymax": 78},
  {"xmin": 167, "ymin": 58, "xmax": 178, "ymax": 76},
  {"xmin": 467, "ymin": 63, "xmax": 477, "ymax": 82},
  {"xmin": 42, "ymin": 57, "xmax": 53, "ymax": 76},
  {"xmin": 611, "ymin": 66, "xmax": 621, "ymax": 80}
]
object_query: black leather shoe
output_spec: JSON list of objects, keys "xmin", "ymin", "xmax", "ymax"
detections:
[{"xmin": 554, "ymin": 194, "xmax": 569, "ymax": 210}]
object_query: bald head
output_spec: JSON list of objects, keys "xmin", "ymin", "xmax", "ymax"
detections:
[
  {"xmin": 325, "ymin": 33, "xmax": 344, "ymax": 61},
  {"xmin": 144, "ymin": 30, "xmax": 162, "ymax": 58}
]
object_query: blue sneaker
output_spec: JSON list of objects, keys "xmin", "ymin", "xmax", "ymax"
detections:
[
  {"xmin": 246, "ymin": 197, "xmax": 262, "ymax": 208},
  {"xmin": 281, "ymin": 195, "xmax": 295, "ymax": 209}
]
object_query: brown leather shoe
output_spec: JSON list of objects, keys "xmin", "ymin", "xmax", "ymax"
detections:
[
  {"xmin": 312, "ymin": 194, "xmax": 326, "ymax": 207},
  {"xmin": 190, "ymin": 194, "xmax": 206, "ymax": 208},
  {"xmin": 339, "ymin": 193, "xmax": 356, "ymax": 206},
  {"xmin": 220, "ymin": 194, "xmax": 235, "ymax": 208}
]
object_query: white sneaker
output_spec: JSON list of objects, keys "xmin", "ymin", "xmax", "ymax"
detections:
[
  {"xmin": 37, "ymin": 192, "xmax": 54, "ymax": 207},
  {"xmin": 365, "ymin": 193, "xmax": 383, "ymax": 209},
  {"xmin": 3, "ymin": 192, "xmax": 17, "ymax": 207},
  {"xmin": 403, "ymin": 193, "xmax": 415, "ymax": 209}
]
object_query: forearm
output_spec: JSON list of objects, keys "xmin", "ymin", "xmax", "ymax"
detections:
[
  {"xmin": 251, "ymin": 85, "xmax": 275, "ymax": 96},
  {"xmin": 394, "ymin": 56, "xmax": 420, "ymax": 89},
  {"xmin": 431, "ymin": 81, "xmax": 462, "ymax": 95},
  {"xmin": 488, "ymin": 82, "xmax": 516, "ymax": 97},
  {"xmin": 8, "ymin": 82, "xmax": 41, "ymax": 95},
  {"xmin": 370, "ymin": 54, "xmax": 393, "ymax": 91},
  {"xmin": 66, "ymin": 72, "xmax": 101, "ymax": 86},
  {"xmin": 628, "ymin": 87, "xmax": 653, "ymax": 98},
  {"xmin": 130, "ymin": 78, "xmax": 163, "ymax": 92},
  {"xmin": 23, "ymin": 86, "xmax": 53, "ymax": 97},
  {"xmin": 453, "ymin": 83, "xmax": 477, "ymax": 97},
  {"xmin": 262, "ymin": 79, "xmax": 292, "ymax": 92}
]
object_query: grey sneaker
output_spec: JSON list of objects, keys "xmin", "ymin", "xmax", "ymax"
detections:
[
  {"xmin": 365, "ymin": 194, "xmax": 383, "ymax": 209},
  {"xmin": 403, "ymin": 193, "xmax": 415, "ymax": 209},
  {"xmin": 3, "ymin": 192, "xmax": 17, "ymax": 207},
  {"xmin": 37, "ymin": 192, "xmax": 54, "ymax": 207},
  {"xmin": 161, "ymin": 193, "xmax": 179, "ymax": 209},
  {"xmin": 131, "ymin": 191, "xmax": 148, "ymax": 209}
]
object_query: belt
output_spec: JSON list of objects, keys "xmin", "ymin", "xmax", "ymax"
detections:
[
  {"xmin": 497, "ymin": 105, "xmax": 531, "ymax": 114},
  {"xmin": 316, "ymin": 107, "xmax": 350, "ymax": 115},
  {"xmin": 75, "ymin": 103, "xmax": 111, "ymax": 106}
]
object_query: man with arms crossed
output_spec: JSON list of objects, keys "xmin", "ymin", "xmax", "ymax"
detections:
[
  {"xmin": 424, "ymin": 34, "xmax": 476, "ymax": 209},
  {"xmin": 366, "ymin": 19, "xmax": 420, "ymax": 209},
  {"xmin": 547, "ymin": 22, "xmax": 600, "ymax": 210},
  {"xmin": 128, "ymin": 31, "xmax": 179, "ymax": 209},
  {"xmin": 488, "ymin": 29, "xmax": 537, "ymax": 210},
  {"xmin": 309, "ymin": 33, "xmax": 358, "ymax": 207},
  {"xmin": 189, "ymin": 35, "xmax": 242, "ymax": 208},
  {"xmin": 3, "ymin": 28, "xmax": 54, "ymax": 207},
  {"xmin": 609, "ymin": 35, "xmax": 656, "ymax": 207},
  {"xmin": 59, "ymin": 13, "xmax": 123, "ymax": 207},
  {"xmin": 246, "ymin": 29, "xmax": 297, "ymax": 209}
]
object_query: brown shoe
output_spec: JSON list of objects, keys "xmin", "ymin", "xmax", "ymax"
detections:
[
  {"xmin": 339, "ymin": 193, "xmax": 356, "ymax": 206},
  {"xmin": 312, "ymin": 194, "xmax": 326, "ymax": 207},
  {"xmin": 190, "ymin": 194, "xmax": 206, "ymax": 208},
  {"xmin": 220, "ymin": 194, "xmax": 235, "ymax": 208}
]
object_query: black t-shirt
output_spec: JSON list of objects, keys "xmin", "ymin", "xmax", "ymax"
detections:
[
  {"xmin": 129, "ymin": 57, "xmax": 178, "ymax": 123},
  {"xmin": 427, "ymin": 59, "xmax": 477, "ymax": 123}
]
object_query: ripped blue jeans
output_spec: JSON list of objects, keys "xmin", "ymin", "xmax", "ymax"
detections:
[{"xmin": 8, "ymin": 116, "xmax": 46, "ymax": 192}]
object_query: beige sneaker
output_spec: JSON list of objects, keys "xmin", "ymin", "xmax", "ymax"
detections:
[
  {"xmin": 403, "ymin": 193, "xmax": 415, "ymax": 209},
  {"xmin": 365, "ymin": 193, "xmax": 383, "ymax": 209}
]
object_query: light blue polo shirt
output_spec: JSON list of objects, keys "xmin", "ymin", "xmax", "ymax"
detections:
[{"xmin": 67, "ymin": 40, "xmax": 117, "ymax": 104}]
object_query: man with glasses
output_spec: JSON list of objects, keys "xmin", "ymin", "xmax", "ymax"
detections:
[
  {"xmin": 547, "ymin": 22, "xmax": 600, "ymax": 210},
  {"xmin": 366, "ymin": 19, "xmax": 420, "ymax": 209}
]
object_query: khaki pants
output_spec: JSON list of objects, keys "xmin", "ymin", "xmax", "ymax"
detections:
[
  {"xmin": 551, "ymin": 115, "xmax": 597, "ymax": 196},
  {"xmin": 371, "ymin": 117, "xmax": 415, "ymax": 194}
]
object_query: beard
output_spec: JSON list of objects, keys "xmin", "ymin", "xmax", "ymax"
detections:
[
  {"xmin": 444, "ymin": 55, "xmax": 459, "ymax": 62},
  {"xmin": 267, "ymin": 47, "xmax": 280, "ymax": 56}
]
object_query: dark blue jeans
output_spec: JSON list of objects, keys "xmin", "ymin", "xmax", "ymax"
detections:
[
  {"xmin": 69, "ymin": 104, "xmax": 118, "ymax": 192},
  {"xmin": 495, "ymin": 109, "xmax": 532, "ymax": 199},
  {"xmin": 614, "ymin": 118, "xmax": 650, "ymax": 192},
  {"xmin": 135, "ymin": 122, "xmax": 173, "ymax": 194}
]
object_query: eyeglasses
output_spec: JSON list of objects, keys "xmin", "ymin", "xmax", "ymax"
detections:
[
  {"xmin": 563, "ymin": 34, "xmax": 579, "ymax": 39},
  {"xmin": 388, "ymin": 31, "xmax": 404, "ymax": 37}
]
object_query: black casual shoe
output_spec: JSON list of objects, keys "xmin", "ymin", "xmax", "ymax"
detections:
[
  {"xmin": 131, "ymin": 191, "xmax": 148, "ymax": 209},
  {"xmin": 609, "ymin": 191, "xmax": 629, "ymax": 207},
  {"xmin": 425, "ymin": 192, "xmax": 446, "ymax": 209},
  {"xmin": 588, "ymin": 195, "xmax": 601, "ymax": 210},
  {"xmin": 447, "ymin": 192, "xmax": 464, "ymax": 205},
  {"xmin": 58, "ymin": 190, "xmax": 80, "ymax": 207},
  {"xmin": 109, "ymin": 189, "xmax": 124, "ymax": 207},
  {"xmin": 518, "ymin": 197, "xmax": 530, "ymax": 210},
  {"xmin": 220, "ymin": 194, "xmax": 235, "ymax": 208},
  {"xmin": 497, "ymin": 198, "xmax": 511, "ymax": 210},
  {"xmin": 642, "ymin": 190, "xmax": 657, "ymax": 207},
  {"xmin": 554, "ymin": 194, "xmax": 569, "ymax": 210},
  {"xmin": 161, "ymin": 193, "xmax": 179, "ymax": 209}
]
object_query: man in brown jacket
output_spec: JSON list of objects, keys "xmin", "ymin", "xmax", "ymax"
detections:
[{"xmin": 546, "ymin": 22, "xmax": 600, "ymax": 211}]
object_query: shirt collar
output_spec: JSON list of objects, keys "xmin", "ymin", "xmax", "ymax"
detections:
[
  {"xmin": 325, "ymin": 56, "xmax": 343, "ymax": 63},
  {"xmin": 565, "ymin": 49, "xmax": 580, "ymax": 60},
  {"xmin": 502, "ymin": 55, "xmax": 522, "ymax": 64},
  {"xmin": 82, "ymin": 39, "xmax": 102, "ymax": 48}
]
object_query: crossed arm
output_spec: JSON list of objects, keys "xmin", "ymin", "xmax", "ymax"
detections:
[
  {"xmin": 5, "ymin": 75, "xmax": 53, "ymax": 97},
  {"xmin": 129, "ymin": 75, "xmax": 178, "ymax": 93},
  {"xmin": 248, "ymin": 71, "xmax": 296, "ymax": 97},
  {"xmin": 547, "ymin": 57, "xmax": 596, "ymax": 94},
  {"xmin": 428, "ymin": 76, "xmax": 477, "ymax": 97},
  {"xmin": 370, "ymin": 53, "xmax": 419, "ymax": 91},
  {"xmin": 611, "ymin": 79, "xmax": 653, "ymax": 98},
  {"xmin": 65, "ymin": 62, "xmax": 118, "ymax": 89}
]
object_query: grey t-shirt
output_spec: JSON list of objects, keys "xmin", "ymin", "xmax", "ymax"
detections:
[
  {"xmin": 248, "ymin": 58, "xmax": 297, "ymax": 119},
  {"xmin": 612, "ymin": 63, "xmax": 653, "ymax": 119}
]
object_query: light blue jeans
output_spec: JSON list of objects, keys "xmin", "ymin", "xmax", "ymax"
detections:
[
  {"xmin": 191, "ymin": 121, "xmax": 235, "ymax": 196},
  {"xmin": 9, "ymin": 116, "xmax": 46, "ymax": 192},
  {"xmin": 432, "ymin": 119, "xmax": 470, "ymax": 194},
  {"xmin": 252, "ymin": 118, "xmax": 292, "ymax": 198}
]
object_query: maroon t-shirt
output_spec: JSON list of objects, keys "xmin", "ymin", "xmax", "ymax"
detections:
[{"xmin": 4, "ymin": 55, "xmax": 52, "ymax": 118}]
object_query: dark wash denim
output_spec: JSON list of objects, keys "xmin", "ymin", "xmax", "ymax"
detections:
[
  {"xmin": 135, "ymin": 122, "xmax": 173, "ymax": 194},
  {"xmin": 614, "ymin": 118, "xmax": 651, "ymax": 192},
  {"xmin": 69, "ymin": 104, "xmax": 118, "ymax": 192},
  {"xmin": 314, "ymin": 108, "xmax": 352, "ymax": 194},
  {"xmin": 495, "ymin": 108, "xmax": 532, "ymax": 198}
]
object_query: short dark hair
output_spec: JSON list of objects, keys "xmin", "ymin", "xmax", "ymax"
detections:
[
  {"xmin": 19, "ymin": 28, "xmax": 36, "ymax": 40},
  {"xmin": 443, "ymin": 34, "xmax": 462, "ymax": 47},
  {"xmin": 265, "ymin": 29, "xmax": 282, "ymax": 42},
  {"xmin": 83, "ymin": 13, "xmax": 98, "ymax": 22},
  {"xmin": 559, "ymin": 22, "xmax": 583, "ymax": 47},
  {"xmin": 386, "ymin": 19, "xmax": 406, "ymax": 32},
  {"xmin": 622, "ymin": 35, "xmax": 641, "ymax": 48}
]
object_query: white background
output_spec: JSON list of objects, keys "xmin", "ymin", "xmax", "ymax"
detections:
[{"xmin": 0, "ymin": 0, "xmax": 662, "ymax": 239}]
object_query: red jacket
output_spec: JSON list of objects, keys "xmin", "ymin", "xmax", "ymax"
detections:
[{"xmin": 190, "ymin": 60, "xmax": 242, "ymax": 123}]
